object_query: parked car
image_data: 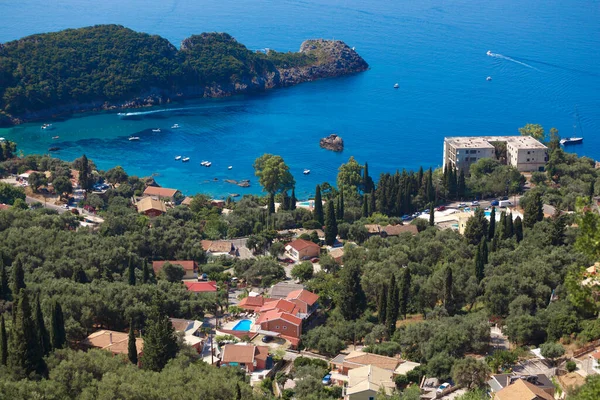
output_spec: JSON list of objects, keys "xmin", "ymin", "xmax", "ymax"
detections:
[
  {"xmin": 435, "ymin": 206, "xmax": 446, "ymax": 212},
  {"xmin": 471, "ymin": 201, "xmax": 480, "ymax": 206},
  {"xmin": 311, "ymin": 258, "xmax": 320, "ymax": 263},
  {"xmin": 499, "ymin": 200, "xmax": 513, "ymax": 208},
  {"xmin": 437, "ymin": 382, "xmax": 451, "ymax": 393},
  {"xmin": 500, "ymin": 196, "xmax": 509, "ymax": 200},
  {"xmin": 401, "ymin": 215, "xmax": 411, "ymax": 221},
  {"xmin": 490, "ymin": 200, "xmax": 499, "ymax": 206},
  {"xmin": 322, "ymin": 374, "xmax": 332, "ymax": 385},
  {"xmin": 458, "ymin": 203, "xmax": 467, "ymax": 208},
  {"xmin": 199, "ymin": 273, "xmax": 208, "ymax": 281},
  {"xmin": 261, "ymin": 335, "xmax": 274, "ymax": 343}
]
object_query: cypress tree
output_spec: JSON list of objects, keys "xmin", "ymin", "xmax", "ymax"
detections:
[
  {"xmin": 236, "ymin": 382, "xmax": 242, "ymax": 400},
  {"xmin": 429, "ymin": 202, "xmax": 435, "ymax": 226},
  {"xmin": 457, "ymin": 170, "xmax": 466, "ymax": 200},
  {"xmin": 128, "ymin": 256, "xmax": 136, "ymax": 286},
  {"xmin": 11, "ymin": 258, "xmax": 26, "ymax": 296},
  {"xmin": 444, "ymin": 266, "xmax": 453, "ymax": 315},
  {"xmin": 281, "ymin": 191, "xmax": 289, "ymax": 211},
  {"xmin": 314, "ymin": 185, "xmax": 324, "ymax": 225},
  {"xmin": 339, "ymin": 190, "xmax": 345, "ymax": 219},
  {"xmin": 386, "ymin": 274, "xmax": 399, "ymax": 336},
  {"xmin": 72, "ymin": 266, "xmax": 88, "ymax": 283},
  {"xmin": 268, "ymin": 193, "xmax": 275, "ymax": 215},
  {"xmin": 362, "ymin": 194, "xmax": 369, "ymax": 218},
  {"xmin": 505, "ymin": 213, "xmax": 514, "ymax": 238},
  {"xmin": 0, "ymin": 258, "xmax": 9, "ymax": 301},
  {"xmin": 363, "ymin": 162, "xmax": 374, "ymax": 193},
  {"xmin": 369, "ymin": 189, "xmax": 376, "ymax": 215},
  {"xmin": 0, "ymin": 314, "xmax": 7, "ymax": 366},
  {"xmin": 498, "ymin": 211, "xmax": 507, "ymax": 240},
  {"xmin": 514, "ymin": 216, "xmax": 523, "ymax": 243},
  {"xmin": 338, "ymin": 261, "xmax": 366, "ymax": 320},
  {"xmin": 325, "ymin": 200, "xmax": 338, "ymax": 246},
  {"xmin": 140, "ymin": 308, "xmax": 179, "ymax": 371},
  {"xmin": 399, "ymin": 267, "xmax": 411, "ymax": 320},
  {"xmin": 128, "ymin": 320, "xmax": 138, "ymax": 365},
  {"xmin": 9, "ymin": 289, "xmax": 46, "ymax": 377},
  {"xmin": 78, "ymin": 154, "xmax": 91, "ymax": 191},
  {"xmin": 417, "ymin": 166, "xmax": 424, "ymax": 188},
  {"xmin": 426, "ymin": 168, "xmax": 434, "ymax": 203},
  {"xmin": 377, "ymin": 284, "xmax": 388, "ymax": 325},
  {"xmin": 143, "ymin": 262, "xmax": 150, "ymax": 283},
  {"xmin": 290, "ymin": 188, "xmax": 297, "ymax": 210},
  {"xmin": 488, "ymin": 207, "xmax": 496, "ymax": 240},
  {"xmin": 35, "ymin": 296, "xmax": 51, "ymax": 356},
  {"xmin": 550, "ymin": 210, "xmax": 566, "ymax": 246},
  {"xmin": 481, "ymin": 237, "xmax": 489, "ymax": 264},
  {"xmin": 524, "ymin": 192, "xmax": 543, "ymax": 228},
  {"xmin": 50, "ymin": 301, "xmax": 66, "ymax": 350},
  {"xmin": 475, "ymin": 239, "xmax": 487, "ymax": 282}
]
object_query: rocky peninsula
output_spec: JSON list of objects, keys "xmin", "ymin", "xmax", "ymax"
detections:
[
  {"xmin": 0, "ymin": 25, "xmax": 369, "ymax": 126},
  {"xmin": 320, "ymin": 134, "xmax": 344, "ymax": 151}
]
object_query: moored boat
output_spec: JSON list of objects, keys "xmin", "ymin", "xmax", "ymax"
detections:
[
  {"xmin": 152, "ymin": 128, "xmax": 161, "ymax": 133},
  {"xmin": 129, "ymin": 136, "xmax": 140, "ymax": 141},
  {"xmin": 171, "ymin": 124, "xmax": 180, "ymax": 129},
  {"xmin": 175, "ymin": 156, "xmax": 182, "ymax": 160},
  {"xmin": 182, "ymin": 157, "xmax": 190, "ymax": 162},
  {"xmin": 303, "ymin": 169, "xmax": 311, "ymax": 175},
  {"xmin": 560, "ymin": 137, "xmax": 583, "ymax": 145}
]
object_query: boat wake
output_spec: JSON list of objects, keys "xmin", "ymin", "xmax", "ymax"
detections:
[
  {"xmin": 117, "ymin": 107, "xmax": 195, "ymax": 118},
  {"xmin": 486, "ymin": 51, "xmax": 540, "ymax": 71}
]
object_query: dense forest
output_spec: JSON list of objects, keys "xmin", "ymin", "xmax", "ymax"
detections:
[
  {"xmin": 1, "ymin": 126, "xmax": 600, "ymax": 398},
  {"xmin": 0, "ymin": 25, "xmax": 366, "ymax": 124}
]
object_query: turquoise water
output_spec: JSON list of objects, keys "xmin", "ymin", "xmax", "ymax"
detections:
[
  {"xmin": 232, "ymin": 319, "xmax": 252, "ymax": 331},
  {"xmin": 0, "ymin": 0, "xmax": 599, "ymax": 198}
]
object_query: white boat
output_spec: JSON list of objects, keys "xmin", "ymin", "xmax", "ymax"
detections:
[
  {"xmin": 560, "ymin": 137, "xmax": 583, "ymax": 145},
  {"xmin": 41, "ymin": 123, "xmax": 54, "ymax": 130},
  {"xmin": 486, "ymin": 50, "xmax": 492, "ymax": 56},
  {"xmin": 152, "ymin": 128, "xmax": 161, "ymax": 133},
  {"xmin": 486, "ymin": 76, "xmax": 492, "ymax": 81},
  {"xmin": 228, "ymin": 166, "xmax": 233, "ymax": 170},
  {"xmin": 303, "ymin": 169, "xmax": 311, "ymax": 175},
  {"xmin": 200, "ymin": 161, "xmax": 208, "ymax": 166},
  {"xmin": 52, "ymin": 136, "xmax": 59, "ymax": 140},
  {"xmin": 129, "ymin": 136, "xmax": 140, "ymax": 141},
  {"xmin": 175, "ymin": 156, "xmax": 182, "ymax": 160},
  {"xmin": 171, "ymin": 124, "xmax": 180, "ymax": 129},
  {"xmin": 393, "ymin": 83, "xmax": 399, "ymax": 89},
  {"xmin": 205, "ymin": 161, "xmax": 212, "ymax": 167},
  {"xmin": 182, "ymin": 157, "xmax": 190, "ymax": 162}
]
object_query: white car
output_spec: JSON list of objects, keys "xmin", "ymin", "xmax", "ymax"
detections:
[
  {"xmin": 437, "ymin": 383, "xmax": 451, "ymax": 393},
  {"xmin": 471, "ymin": 201, "xmax": 480, "ymax": 206}
]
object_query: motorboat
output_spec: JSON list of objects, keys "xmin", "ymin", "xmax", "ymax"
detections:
[
  {"xmin": 560, "ymin": 137, "xmax": 583, "ymax": 145},
  {"xmin": 52, "ymin": 136, "xmax": 59, "ymax": 139},
  {"xmin": 152, "ymin": 128, "xmax": 161, "ymax": 133},
  {"xmin": 303, "ymin": 169, "xmax": 310, "ymax": 175},
  {"xmin": 228, "ymin": 166, "xmax": 233, "ymax": 170},
  {"xmin": 41, "ymin": 123, "xmax": 54, "ymax": 130},
  {"xmin": 201, "ymin": 161, "xmax": 208, "ymax": 166},
  {"xmin": 175, "ymin": 156, "xmax": 182, "ymax": 161},
  {"xmin": 486, "ymin": 76, "xmax": 492, "ymax": 81},
  {"xmin": 182, "ymin": 157, "xmax": 190, "ymax": 162},
  {"xmin": 128, "ymin": 136, "xmax": 140, "ymax": 141},
  {"xmin": 205, "ymin": 161, "xmax": 212, "ymax": 167},
  {"xmin": 171, "ymin": 124, "xmax": 180, "ymax": 129},
  {"xmin": 393, "ymin": 83, "xmax": 399, "ymax": 89},
  {"xmin": 486, "ymin": 50, "xmax": 492, "ymax": 56}
]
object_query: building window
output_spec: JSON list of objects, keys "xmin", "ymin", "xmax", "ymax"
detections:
[
  {"xmin": 527, "ymin": 151, "xmax": 531, "ymax": 154},
  {"xmin": 275, "ymin": 325, "xmax": 280, "ymax": 329},
  {"xmin": 283, "ymin": 326, "xmax": 287, "ymax": 330},
  {"xmin": 527, "ymin": 159, "xmax": 530, "ymax": 162}
]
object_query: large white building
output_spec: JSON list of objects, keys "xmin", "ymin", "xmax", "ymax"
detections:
[{"xmin": 443, "ymin": 136, "xmax": 547, "ymax": 175}]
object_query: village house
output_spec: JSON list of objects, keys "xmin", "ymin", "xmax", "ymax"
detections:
[
  {"xmin": 136, "ymin": 196, "xmax": 167, "ymax": 217},
  {"xmin": 269, "ymin": 282, "xmax": 304, "ymax": 299},
  {"xmin": 184, "ymin": 280, "xmax": 218, "ymax": 293},
  {"xmin": 493, "ymin": 378, "xmax": 554, "ymax": 400},
  {"xmin": 487, "ymin": 374, "xmax": 554, "ymax": 398},
  {"xmin": 220, "ymin": 343, "xmax": 272, "ymax": 373},
  {"xmin": 285, "ymin": 239, "xmax": 320, "ymax": 262},
  {"xmin": 256, "ymin": 310, "xmax": 302, "ymax": 347},
  {"xmin": 82, "ymin": 330, "xmax": 143, "ymax": 361},
  {"xmin": 330, "ymin": 351, "xmax": 406, "ymax": 376},
  {"xmin": 364, "ymin": 224, "xmax": 418, "ymax": 238},
  {"xmin": 344, "ymin": 365, "xmax": 395, "ymax": 400},
  {"xmin": 329, "ymin": 247, "xmax": 345, "ymax": 264},
  {"xmin": 153, "ymin": 260, "xmax": 198, "ymax": 280},
  {"xmin": 170, "ymin": 318, "xmax": 204, "ymax": 353},
  {"xmin": 143, "ymin": 186, "xmax": 180, "ymax": 202},
  {"xmin": 286, "ymin": 289, "xmax": 319, "ymax": 317},
  {"xmin": 201, "ymin": 240, "xmax": 238, "ymax": 257},
  {"xmin": 238, "ymin": 295, "xmax": 277, "ymax": 313}
]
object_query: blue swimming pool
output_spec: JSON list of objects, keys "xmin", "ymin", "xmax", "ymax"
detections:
[
  {"xmin": 232, "ymin": 319, "xmax": 252, "ymax": 331},
  {"xmin": 298, "ymin": 201, "xmax": 313, "ymax": 207}
]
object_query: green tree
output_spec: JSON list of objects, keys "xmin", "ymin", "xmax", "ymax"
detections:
[
  {"xmin": 362, "ymin": 162, "xmax": 374, "ymax": 193},
  {"xmin": 290, "ymin": 188, "xmax": 297, "ymax": 210},
  {"xmin": 128, "ymin": 320, "xmax": 138, "ymax": 365},
  {"xmin": 362, "ymin": 194, "xmax": 369, "ymax": 218},
  {"xmin": 488, "ymin": 207, "xmax": 496, "ymax": 239},
  {"xmin": 386, "ymin": 274, "xmax": 400, "ymax": 336},
  {"xmin": 399, "ymin": 267, "xmax": 411, "ymax": 319},
  {"xmin": 159, "ymin": 262, "xmax": 185, "ymax": 283},
  {"xmin": 0, "ymin": 314, "xmax": 7, "ymax": 366},
  {"xmin": 324, "ymin": 200, "xmax": 338, "ymax": 246},
  {"xmin": 268, "ymin": 192, "xmax": 275, "ymax": 214},
  {"xmin": 475, "ymin": 242, "xmax": 485, "ymax": 282},
  {"xmin": 53, "ymin": 175, "xmax": 73, "ymax": 198},
  {"xmin": 253, "ymin": 154, "xmax": 295, "ymax": 195},
  {"xmin": 514, "ymin": 216, "xmax": 523, "ymax": 242},
  {"xmin": 314, "ymin": 185, "xmax": 324, "ymax": 226},
  {"xmin": 0, "ymin": 258, "xmax": 9, "ymax": 300},
  {"xmin": 34, "ymin": 296, "xmax": 51, "ymax": 356},
  {"xmin": 540, "ymin": 342, "xmax": 565, "ymax": 365},
  {"xmin": 452, "ymin": 358, "xmax": 491, "ymax": 389},
  {"xmin": 142, "ymin": 262, "xmax": 151, "ymax": 283},
  {"xmin": 0, "ymin": 182, "xmax": 26, "ymax": 205},
  {"xmin": 464, "ymin": 208, "xmax": 489, "ymax": 245},
  {"xmin": 128, "ymin": 257, "xmax": 136, "ymax": 286},
  {"xmin": 50, "ymin": 300, "xmax": 66, "ymax": 350},
  {"xmin": 549, "ymin": 209, "xmax": 566, "ymax": 246},
  {"xmin": 429, "ymin": 203, "xmax": 435, "ymax": 226},
  {"xmin": 9, "ymin": 289, "xmax": 46, "ymax": 377},
  {"xmin": 337, "ymin": 260, "xmax": 366, "ymax": 320},
  {"xmin": 457, "ymin": 170, "xmax": 466, "ymax": 199},
  {"xmin": 11, "ymin": 258, "xmax": 26, "ymax": 296},
  {"xmin": 505, "ymin": 212, "xmax": 514, "ymax": 238},
  {"xmin": 291, "ymin": 262, "xmax": 314, "ymax": 282},
  {"xmin": 444, "ymin": 266, "xmax": 454, "ymax": 314},
  {"xmin": 77, "ymin": 154, "xmax": 92, "ymax": 192},
  {"xmin": 571, "ymin": 375, "xmax": 600, "ymax": 400},
  {"xmin": 378, "ymin": 284, "xmax": 388, "ymax": 324},
  {"xmin": 519, "ymin": 123, "xmax": 545, "ymax": 141},
  {"xmin": 141, "ymin": 307, "xmax": 179, "ymax": 371},
  {"xmin": 337, "ymin": 156, "xmax": 363, "ymax": 195},
  {"xmin": 28, "ymin": 172, "xmax": 47, "ymax": 193},
  {"xmin": 523, "ymin": 192, "xmax": 544, "ymax": 228},
  {"xmin": 369, "ymin": 189, "xmax": 376, "ymax": 215}
]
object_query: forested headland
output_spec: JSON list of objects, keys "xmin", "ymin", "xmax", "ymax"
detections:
[{"xmin": 0, "ymin": 25, "xmax": 368, "ymax": 125}]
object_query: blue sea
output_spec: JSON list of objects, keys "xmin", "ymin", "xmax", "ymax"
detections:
[{"xmin": 1, "ymin": 0, "xmax": 599, "ymax": 199}]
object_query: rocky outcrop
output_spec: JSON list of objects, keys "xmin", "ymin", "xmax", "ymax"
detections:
[{"xmin": 320, "ymin": 134, "xmax": 344, "ymax": 152}]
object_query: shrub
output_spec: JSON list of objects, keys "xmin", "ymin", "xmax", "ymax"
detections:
[{"xmin": 566, "ymin": 361, "xmax": 577, "ymax": 372}]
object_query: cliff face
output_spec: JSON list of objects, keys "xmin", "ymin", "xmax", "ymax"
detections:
[{"xmin": 0, "ymin": 27, "xmax": 369, "ymax": 125}]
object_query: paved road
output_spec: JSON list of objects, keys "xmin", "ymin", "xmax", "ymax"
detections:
[{"xmin": 25, "ymin": 196, "xmax": 69, "ymax": 214}]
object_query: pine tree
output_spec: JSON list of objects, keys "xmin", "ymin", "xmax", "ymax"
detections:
[
  {"xmin": 314, "ymin": 185, "xmax": 324, "ymax": 225},
  {"xmin": 398, "ymin": 267, "xmax": 411, "ymax": 320},
  {"xmin": 363, "ymin": 162, "xmax": 374, "ymax": 193},
  {"xmin": 362, "ymin": 195, "xmax": 369, "ymax": 218},
  {"xmin": 337, "ymin": 261, "xmax": 366, "ymax": 320},
  {"xmin": 78, "ymin": 154, "xmax": 92, "ymax": 192},
  {"xmin": 128, "ymin": 256, "xmax": 136, "ymax": 286},
  {"xmin": 488, "ymin": 207, "xmax": 496, "ymax": 240},
  {"xmin": 377, "ymin": 284, "xmax": 388, "ymax": 325},
  {"xmin": 9, "ymin": 289, "xmax": 46, "ymax": 377},
  {"xmin": 0, "ymin": 257, "xmax": 9, "ymax": 301},
  {"xmin": 426, "ymin": 168, "xmax": 435, "ymax": 203},
  {"xmin": 128, "ymin": 320, "xmax": 138, "ymax": 365},
  {"xmin": 290, "ymin": 188, "xmax": 297, "ymax": 210},
  {"xmin": 143, "ymin": 262, "xmax": 150, "ymax": 283},
  {"xmin": 429, "ymin": 202, "xmax": 435, "ymax": 226},
  {"xmin": 369, "ymin": 189, "xmax": 376, "ymax": 215},
  {"xmin": 457, "ymin": 170, "xmax": 466, "ymax": 200},
  {"xmin": 0, "ymin": 314, "xmax": 7, "ymax": 366},
  {"xmin": 35, "ymin": 296, "xmax": 51, "ymax": 356},
  {"xmin": 524, "ymin": 192, "xmax": 543, "ymax": 228},
  {"xmin": 50, "ymin": 301, "xmax": 66, "ymax": 350},
  {"xmin": 475, "ymin": 240, "xmax": 486, "ymax": 282},
  {"xmin": 481, "ymin": 238, "xmax": 488, "ymax": 264},
  {"xmin": 325, "ymin": 200, "xmax": 338, "ymax": 246},
  {"xmin": 444, "ymin": 266, "xmax": 454, "ymax": 315},
  {"xmin": 505, "ymin": 213, "xmax": 514, "ymax": 238},
  {"xmin": 385, "ymin": 274, "xmax": 399, "ymax": 336},
  {"xmin": 514, "ymin": 216, "xmax": 523, "ymax": 243},
  {"xmin": 11, "ymin": 258, "xmax": 26, "ymax": 296},
  {"xmin": 268, "ymin": 193, "xmax": 275, "ymax": 215},
  {"xmin": 140, "ymin": 308, "xmax": 179, "ymax": 371}
]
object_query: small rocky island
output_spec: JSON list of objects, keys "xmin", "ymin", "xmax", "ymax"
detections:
[
  {"xmin": 320, "ymin": 134, "xmax": 344, "ymax": 152},
  {"xmin": 0, "ymin": 25, "xmax": 369, "ymax": 125}
]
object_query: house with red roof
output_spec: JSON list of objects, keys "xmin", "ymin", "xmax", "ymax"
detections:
[
  {"xmin": 285, "ymin": 239, "xmax": 320, "ymax": 262},
  {"xmin": 257, "ymin": 299, "xmax": 299, "ymax": 315},
  {"xmin": 143, "ymin": 186, "xmax": 180, "ymax": 201},
  {"xmin": 256, "ymin": 310, "xmax": 303, "ymax": 341},
  {"xmin": 184, "ymin": 281, "xmax": 218, "ymax": 293},
  {"xmin": 286, "ymin": 289, "xmax": 319, "ymax": 316},
  {"xmin": 220, "ymin": 343, "xmax": 272, "ymax": 373},
  {"xmin": 238, "ymin": 296, "xmax": 277, "ymax": 312},
  {"xmin": 153, "ymin": 260, "xmax": 198, "ymax": 280}
]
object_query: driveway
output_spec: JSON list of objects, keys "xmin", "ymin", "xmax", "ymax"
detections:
[{"xmin": 490, "ymin": 326, "xmax": 509, "ymax": 352}]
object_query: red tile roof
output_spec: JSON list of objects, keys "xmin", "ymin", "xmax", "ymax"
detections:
[
  {"xmin": 0, "ymin": 204, "xmax": 10, "ymax": 210},
  {"xmin": 258, "ymin": 299, "xmax": 299, "ymax": 315},
  {"xmin": 286, "ymin": 289, "xmax": 319, "ymax": 306},
  {"xmin": 238, "ymin": 296, "xmax": 277, "ymax": 311},
  {"xmin": 218, "ymin": 330, "xmax": 259, "ymax": 340},
  {"xmin": 256, "ymin": 310, "xmax": 302, "ymax": 326},
  {"xmin": 143, "ymin": 186, "xmax": 179, "ymax": 198},
  {"xmin": 221, "ymin": 344, "xmax": 257, "ymax": 364},
  {"xmin": 153, "ymin": 260, "xmax": 197, "ymax": 273},
  {"xmin": 184, "ymin": 281, "xmax": 217, "ymax": 293},
  {"xmin": 287, "ymin": 239, "xmax": 320, "ymax": 252}
]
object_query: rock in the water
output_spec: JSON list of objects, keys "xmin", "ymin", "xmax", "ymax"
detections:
[{"xmin": 320, "ymin": 134, "xmax": 344, "ymax": 152}]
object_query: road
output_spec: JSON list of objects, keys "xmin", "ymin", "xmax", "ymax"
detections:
[{"xmin": 25, "ymin": 196, "xmax": 69, "ymax": 214}]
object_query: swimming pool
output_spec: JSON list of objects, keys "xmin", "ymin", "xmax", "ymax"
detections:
[
  {"xmin": 232, "ymin": 319, "xmax": 252, "ymax": 331},
  {"xmin": 298, "ymin": 201, "xmax": 313, "ymax": 207}
]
